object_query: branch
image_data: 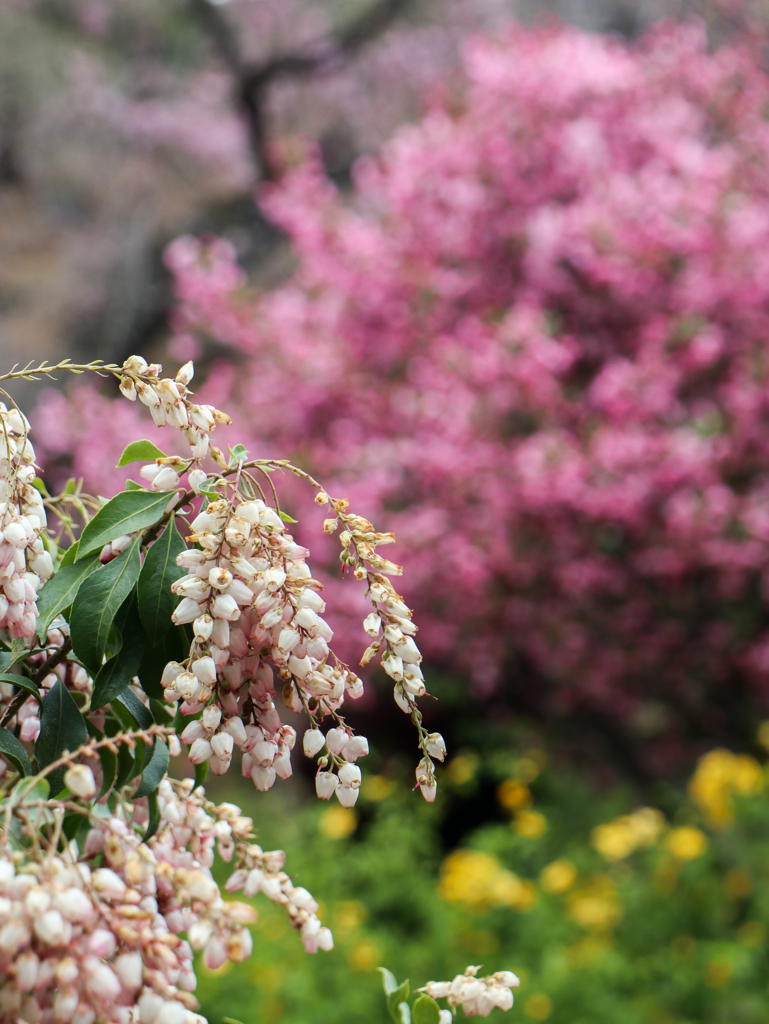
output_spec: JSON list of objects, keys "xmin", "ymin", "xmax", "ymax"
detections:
[{"xmin": 188, "ymin": 0, "xmax": 413, "ymax": 179}]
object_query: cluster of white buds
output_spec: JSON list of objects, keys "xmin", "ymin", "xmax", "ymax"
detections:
[
  {"xmin": 323, "ymin": 498, "xmax": 446, "ymax": 802},
  {"xmin": 118, "ymin": 357, "xmax": 230, "ymax": 471},
  {"xmin": 161, "ymin": 494, "xmax": 368, "ymax": 798},
  {"xmin": 0, "ymin": 778, "xmax": 325, "ymax": 1024},
  {"xmin": 0, "ymin": 401, "xmax": 53, "ymax": 640},
  {"xmin": 224, "ymin": 844, "xmax": 332, "ymax": 954},
  {"xmin": 422, "ymin": 967, "xmax": 520, "ymax": 1018}
]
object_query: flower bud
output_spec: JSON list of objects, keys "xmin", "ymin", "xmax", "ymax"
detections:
[
  {"xmin": 303, "ymin": 729, "xmax": 325, "ymax": 758},
  {"xmin": 315, "ymin": 772, "xmax": 339, "ymax": 800},
  {"xmin": 64, "ymin": 764, "xmax": 96, "ymax": 799}
]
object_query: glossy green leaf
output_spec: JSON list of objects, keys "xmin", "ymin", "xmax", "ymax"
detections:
[
  {"xmin": 137, "ymin": 518, "xmax": 186, "ymax": 645},
  {"xmin": 135, "ymin": 739, "xmax": 169, "ymax": 798},
  {"xmin": 114, "ymin": 742, "xmax": 135, "ymax": 790},
  {"xmin": 35, "ymin": 552, "xmax": 101, "ymax": 642},
  {"xmin": 412, "ymin": 996, "xmax": 441, "ymax": 1024},
  {"xmin": 117, "ymin": 439, "xmax": 168, "ymax": 467},
  {"xmin": 59, "ymin": 541, "xmax": 79, "ymax": 568},
  {"xmin": 70, "ymin": 538, "xmax": 142, "ymax": 673},
  {"xmin": 34, "ymin": 679, "xmax": 88, "ymax": 795},
  {"xmin": 0, "ymin": 673, "xmax": 41, "ymax": 706},
  {"xmin": 125, "ymin": 480, "xmax": 143, "ymax": 491},
  {"xmin": 115, "ymin": 687, "xmax": 154, "ymax": 730},
  {"xmin": 91, "ymin": 598, "xmax": 146, "ymax": 710},
  {"xmin": 279, "ymin": 510, "xmax": 298, "ymax": 523},
  {"xmin": 76, "ymin": 491, "xmax": 169, "ymax": 560},
  {"xmin": 194, "ymin": 759, "xmax": 209, "ymax": 789},
  {"xmin": 0, "ymin": 728, "xmax": 32, "ymax": 776},
  {"xmin": 137, "ymin": 625, "xmax": 189, "ymax": 701},
  {"xmin": 144, "ymin": 790, "xmax": 161, "ymax": 841}
]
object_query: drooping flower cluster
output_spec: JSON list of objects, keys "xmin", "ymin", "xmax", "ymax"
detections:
[
  {"xmin": 422, "ymin": 967, "xmax": 520, "ymax": 1018},
  {"xmin": 0, "ymin": 400, "xmax": 53, "ymax": 640},
  {"xmin": 0, "ymin": 772, "xmax": 329, "ymax": 1024}
]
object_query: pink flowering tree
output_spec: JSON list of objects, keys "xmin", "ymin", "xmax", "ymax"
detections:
[
  {"xmin": 38, "ymin": 18, "xmax": 769, "ymax": 773},
  {"xmin": 0, "ymin": 354, "xmax": 524, "ymax": 1022}
]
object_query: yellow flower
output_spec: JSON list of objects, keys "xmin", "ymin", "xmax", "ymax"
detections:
[
  {"xmin": 524, "ymin": 994, "xmax": 552, "ymax": 1021},
  {"xmin": 318, "ymin": 807, "xmax": 357, "ymax": 839},
  {"xmin": 514, "ymin": 810, "xmax": 548, "ymax": 839},
  {"xmin": 446, "ymin": 754, "xmax": 478, "ymax": 785},
  {"xmin": 591, "ymin": 807, "xmax": 664, "ymax": 861},
  {"xmin": 688, "ymin": 748, "xmax": 763, "ymax": 828},
  {"xmin": 704, "ymin": 959, "xmax": 731, "ymax": 987},
  {"xmin": 667, "ymin": 826, "xmax": 707, "ymax": 861},
  {"xmin": 362, "ymin": 774, "xmax": 395, "ymax": 801},
  {"xmin": 498, "ymin": 779, "xmax": 532, "ymax": 811},
  {"xmin": 540, "ymin": 860, "xmax": 577, "ymax": 894},
  {"xmin": 567, "ymin": 876, "xmax": 621, "ymax": 931},
  {"xmin": 438, "ymin": 850, "xmax": 536, "ymax": 911},
  {"xmin": 348, "ymin": 938, "xmax": 381, "ymax": 972}
]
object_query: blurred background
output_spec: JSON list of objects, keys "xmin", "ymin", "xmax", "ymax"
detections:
[{"xmin": 7, "ymin": 0, "xmax": 769, "ymax": 1021}]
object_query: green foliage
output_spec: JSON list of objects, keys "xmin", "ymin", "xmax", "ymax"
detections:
[
  {"xmin": 195, "ymin": 738, "xmax": 769, "ymax": 1024},
  {"xmin": 75, "ymin": 490, "xmax": 169, "ymax": 559},
  {"xmin": 35, "ymin": 551, "xmax": 100, "ymax": 641},
  {"xmin": 70, "ymin": 536, "xmax": 142, "ymax": 672},
  {"xmin": 0, "ymin": 728, "xmax": 32, "ymax": 777},
  {"xmin": 34, "ymin": 680, "xmax": 87, "ymax": 795},
  {"xmin": 137, "ymin": 517, "xmax": 186, "ymax": 644},
  {"xmin": 117, "ymin": 439, "xmax": 168, "ymax": 466}
]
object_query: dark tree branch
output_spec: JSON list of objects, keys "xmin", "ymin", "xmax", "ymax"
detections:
[{"xmin": 189, "ymin": 0, "xmax": 413, "ymax": 180}]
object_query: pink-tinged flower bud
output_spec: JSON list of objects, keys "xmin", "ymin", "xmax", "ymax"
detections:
[
  {"xmin": 211, "ymin": 617, "xmax": 230, "ymax": 648},
  {"xmin": 140, "ymin": 464, "xmax": 161, "ymax": 486},
  {"xmin": 325, "ymin": 728, "xmax": 349, "ymax": 755},
  {"xmin": 53, "ymin": 887, "xmax": 95, "ymax": 923},
  {"xmin": 383, "ymin": 655, "xmax": 404, "ymax": 682},
  {"xmin": 136, "ymin": 380, "xmax": 160, "ymax": 407},
  {"xmin": 86, "ymin": 962, "xmax": 122, "ymax": 1003},
  {"xmin": 220, "ymin": 691, "xmax": 239, "ymax": 716},
  {"xmin": 257, "ymin": 705, "xmax": 281, "ymax": 735},
  {"xmin": 53, "ymin": 987, "xmax": 79, "ymax": 1020},
  {"xmin": 394, "ymin": 637, "xmax": 422, "ymax": 664},
  {"xmin": 251, "ymin": 765, "xmax": 277, "ymax": 791},
  {"xmin": 193, "ymin": 614, "xmax": 214, "ymax": 642},
  {"xmin": 202, "ymin": 704, "xmax": 222, "ymax": 732},
  {"xmin": 209, "ymin": 567, "xmax": 233, "ymax": 590},
  {"xmin": 153, "ymin": 466, "xmax": 180, "ymax": 491},
  {"xmin": 33, "ymin": 908, "xmax": 72, "ymax": 946},
  {"xmin": 64, "ymin": 764, "xmax": 96, "ymax": 799},
  {"xmin": 252, "ymin": 740, "xmax": 276, "ymax": 766},
  {"xmin": 204, "ymin": 935, "xmax": 228, "ymax": 971},
  {"xmin": 114, "ymin": 952, "xmax": 144, "ymax": 992},
  {"xmin": 161, "ymin": 661, "xmax": 184, "ymax": 687},
  {"xmin": 192, "ymin": 657, "xmax": 217, "ymax": 687},
  {"xmin": 92, "ymin": 868, "xmax": 127, "ymax": 901},
  {"xmin": 363, "ymin": 612, "xmax": 381, "ymax": 637},
  {"xmin": 3, "ymin": 523, "xmax": 27, "ymax": 549},
  {"xmin": 169, "ymin": 734, "xmax": 182, "ymax": 757},
  {"xmin": 273, "ymin": 750, "xmax": 293, "ymax": 779},
  {"xmin": 138, "ymin": 990, "xmax": 165, "ymax": 1023},
  {"xmin": 227, "ymin": 578, "xmax": 254, "ymax": 605},
  {"xmin": 298, "ymin": 589, "xmax": 326, "ymax": 613},
  {"xmin": 211, "ymin": 732, "xmax": 234, "ymax": 760},
  {"xmin": 29, "ymin": 550, "xmax": 53, "ymax": 578},
  {"xmin": 303, "ymin": 729, "xmax": 325, "ymax": 758},
  {"xmin": 119, "ymin": 377, "xmax": 137, "ymax": 401},
  {"xmin": 155, "ymin": 1001, "xmax": 189, "ymax": 1024},
  {"xmin": 342, "ymin": 735, "xmax": 369, "ymax": 761},
  {"xmin": 212, "ymin": 594, "xmax": 240, "ymax": 621},
  {"xmin": 223, "ymin": 717, "xmax": 247, "ymax": 746},
  {"xmin": 176, "ymin": 673, "xmax": 201, "ymax": 702},
  {"xmin": 315, "ymin": 772, "xmax": 339, "ymax": 800},
  {"xmin": 15, "ymin": 951, "xmax": 39, "ymax": 991},
  {"xmin": 293, "ymin": 607, "xmax": 318, "ymax": 631},
  {"xmin": 188, "ymin": 469, "xmax": 208, "ymax": 494},
  {"xmin": 263, "ymin": 568, "xmax": 286, "ymax": 591},
  {"xmin": 172, "ymin": 597, "xmax": 203, "ymax": 625},
  {"xmin": 338, "ymin": 763, "xmax": 361, "ymax": 787},
  {"xmin": 189, "ymin": 738, "xmax": 213, "ymax": 764},
  {"xmin": 287, "ymin": 654, "xmax": 312, "ymax": 680},
  {"xmin": 172, "ymin": 576, "xmax": 210, "ymax": 601},
  {"xmin": 416, "ymin": 758, "xmax": 437, "ymax": 803},
  {"xmin": 3, "ymin": 577, "xmax": 25, "ymax": 602},
  {"xmin": 176, "ymin": 360, "xmax": 195, "ymax": 386},
  {"xmin": 426, "ymin": 732, "xmax": 447, "ymax": 761},
  {"xmin": 181, "ymin": 721, "xmax": 206, "ymax": 745}
]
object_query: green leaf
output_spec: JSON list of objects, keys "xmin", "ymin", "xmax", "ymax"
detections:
[
  {"xmin": 70, "ymin": 538, "xmax": 142, "ymax": 673},
  {"xmin": 144, "ymin": 790, "xmax": 161, "ymax": 841},
  {"xmin": 59, "ymin": 541, "xmax": 79, "ymax": 568},
  {"xmin": 0, "ymin": 673, "xmax": 41, "ymax": 706},
  {"xmin": 412, "ymin": 996, "xmax": 441, "ymax": 1024},
  {"xmin": 91, "ymin": 597, "xmax": 146, "ymax": 710},
  {"xmin": 87, "ymin": 721, "xmax": 117, "ymax": 802},
  {"xmin": 36, "ymin": 552, "xmax": 101, "ymax": 642},
  {"xmin": 76, "ymin": 491, "xmax": 170, "ymax": 560},
  {"xmin": 117, "ymin": 439, "xmax": 168, "ymax": 467},
  {"xmin": 114, "ymin": 741, "xmax": 135, "ymax": 790},
  {"xmin": 34, "ymin": 680, "xmax": 88, "ymax": 796},
  {"xmin": 279, "ymin": 510, "xmax": 298, "ymax": 523},
  {"xmin": 222, "ymin": 1019, "xmax": 246, "ymax": 1024},
  {"xmin": 115, "ymin": 688, "xmax": 153, "ymax": 731},
  {"xmin": 194, "ymin": 759, "xmax": 209, "ymax": 789},
  {"xmin": 134, "ymin": 739, "xmax": 169, "ymax": 798},
  {"xmin": 228, "ymin": 444, "xmax": 250, "ymax": 465},
  {"xmin": 125, "ymin": 480, "xmax": 143, "ymax": 491},
  {"xmin": 0, "ymin": 728, "xmax": 32, "ymax": 776},
  {"xmin": 137, "ymin": 625, "xmax": 190, "ymax": 702},
  {"xmin": 137, "ymin": 518, "xmax": 187, "ymax": 645}
]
